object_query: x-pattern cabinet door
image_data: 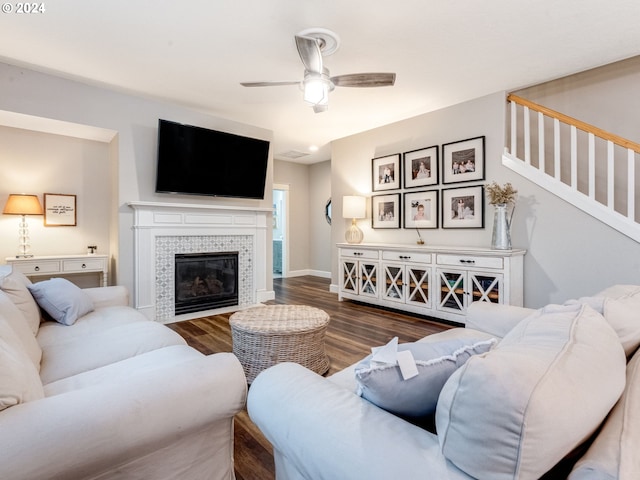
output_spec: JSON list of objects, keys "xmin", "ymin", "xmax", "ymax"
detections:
[
  {"xmin": 359, "ymin": 262, "xmax": 379, "ymax": 298},
  {"xmin": 437, "ymin": 269, "xmax": 466, "ymax": 314},
  {"xmin": 382, "ymin": 263, "xmax": 405, "ymax": 303},
  {"xmin": 340, "ymin": 260, "xmax": 358, "ymax": 294},
  {"xmin": 406, "ymin": 265, "xmax": 432, "ymax": 308}
]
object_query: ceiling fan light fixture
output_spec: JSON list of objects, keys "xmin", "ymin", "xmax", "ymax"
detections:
[{"xmin": 303, "ymin": 75, "xmax": 331, "ymax": 106}]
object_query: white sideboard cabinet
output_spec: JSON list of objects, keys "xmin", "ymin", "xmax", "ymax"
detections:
[
  {"xmin": 338, "ymin": 243, "xmax": 525, "ymax": 324},
  {"xmin": 6, "ymin": 254, "xmax": 109, "ymax": 287}
]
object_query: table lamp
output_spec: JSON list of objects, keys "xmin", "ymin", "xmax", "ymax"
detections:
[
  {"xmin": 343, "ymin": 195, "xmax": 366, "ymax": 244},
  {"xmin": 3, "ymin": 193, "xmax": 44, "ymax": 258}
]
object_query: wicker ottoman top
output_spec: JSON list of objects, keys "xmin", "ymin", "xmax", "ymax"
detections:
[{"xmin": 229, "ymin": 305, "xmax": 329, "ymax": 334}]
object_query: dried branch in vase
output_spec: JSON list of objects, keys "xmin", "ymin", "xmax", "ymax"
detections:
[{"xmin": 486, "ymin": 181, "xmax": 518, "ymax": 205}]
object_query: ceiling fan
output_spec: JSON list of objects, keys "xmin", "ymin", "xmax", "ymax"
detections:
[{"xmin": 240, "ymin": 28, "xmax": 396, "ymax": 113}]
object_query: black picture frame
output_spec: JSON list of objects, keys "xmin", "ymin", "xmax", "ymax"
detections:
[
  {"xmin": 372, "ymin": 154, "xmax": 401, "ymax": 191},
  {"xmin": 372, "ymin": 193, "xmax": 401, "ymax": 229},
  {"xmin": 403, "ymin": 145, "xmax": 439, "ymax": 188},
  {"xmin": 442, "ymin": 136, "xmax": 485, "ymax": 184},
  {"xmin": 403, "ymin": 190, "xmax": 439, "ymax": 229},
  {"xmin": 441, "ymin": 185, "xmax": 484, "ymax": 229}
]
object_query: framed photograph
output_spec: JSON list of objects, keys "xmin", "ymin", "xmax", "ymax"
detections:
[
  {"xmin": 442, "ymin": 136, "xmax": 485, "ymax": 184},
  {"xmin": 403, "ymin": 146, "xmax": 439, "ymax": 188},
  {"xmin": 442, "ymin": 185, "xmax": 484, "ymax": 229},
  {"xmin": 372, "ymin": 193, "xmax": 401, "ymax": 229},
  {"xmin": 372, "ymin": 154, "xmax": 401, "ymax": 191},
  {"xmin": 403, "ymin": 190, "xmax": 438, "ymax": 229},
  {"xmin": 44, "ymin": 193, "xmax": 77, "ymax": 226}
]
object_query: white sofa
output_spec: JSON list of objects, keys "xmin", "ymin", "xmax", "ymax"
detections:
[
  {"xmin": 248, "ymin": 285, "xmax": 640, "ymax": 480},
  {"xmin": 0, "ymin": 265, "xmax": 247, "ymax": 480}
]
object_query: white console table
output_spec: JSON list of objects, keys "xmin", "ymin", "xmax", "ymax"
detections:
[
  {"xmin": 338, "ymin": 243, "xmax": 525, "ymax": 325},
  {"xmin": 5, "ymin": 254, "xmax": 109, "ymax": 287}
]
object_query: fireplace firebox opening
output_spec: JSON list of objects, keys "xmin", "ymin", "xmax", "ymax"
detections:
[{"xmin": 175, "ymin": 252, "xmax": 239, "ymax": 315}]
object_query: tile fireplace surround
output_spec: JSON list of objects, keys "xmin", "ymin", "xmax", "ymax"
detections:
[{"xmin": 128, "ymin": 201, "xmax": 274, "ymax": 323}]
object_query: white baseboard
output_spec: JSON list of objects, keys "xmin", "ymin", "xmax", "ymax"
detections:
[
  {"xmin": 286, "ymin": 269, "xmax": 331, "ymax": 278},
  {"xmin": 329, "ymin": 283, "xmax": 339, "ymax": 294}
]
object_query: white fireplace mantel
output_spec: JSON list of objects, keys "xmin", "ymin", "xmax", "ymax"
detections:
[{"xmin": 128, "ymin": 201, "xmax": 274, "ymax": 322}]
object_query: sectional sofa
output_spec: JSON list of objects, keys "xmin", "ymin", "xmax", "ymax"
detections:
[
  {"xmin": 248, "ymin": 285, "xmax": 640, "ymax": 479},
  {"xmin": 0, "ymin": 265, "xmax": 247, "ymax": 480}
]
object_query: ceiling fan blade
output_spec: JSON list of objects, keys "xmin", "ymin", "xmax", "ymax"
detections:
[
  {"xmin": 295, "ymin": 35, "xmax": 323, "ymax": 75},
  {"xmin": 240, "ymin": 81, "xmax": 300, "ymax": 87},
  {"xmin": 331, "ymin": 73, "xmax": 396, "ymax": 88}
]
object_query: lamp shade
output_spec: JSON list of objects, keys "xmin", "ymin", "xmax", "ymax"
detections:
[
  {"xmin": 342, "ymin": 196, "xmax": 366, "ymax": 219},
  {"xmin": 3, "ymin": 194, "xmax": 43, "ymax": 215}
]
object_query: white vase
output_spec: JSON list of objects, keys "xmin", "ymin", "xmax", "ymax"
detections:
[{"xmin": 491, "ymin": 203, "xmax": 512, "ymax": 250}]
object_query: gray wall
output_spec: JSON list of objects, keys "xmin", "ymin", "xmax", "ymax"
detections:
[
  {"xmin": 273, "ymin": 159, "xmax": 332, "ymax": 276},
  {"xmin": 0, "ymin": 62, "xmax": 274, "ymax": 295},
  {"xmin": 309, "ymin": 160, "xmax": 332, "ymax": 275},
  {"xmin": 331, "ymin": 82, "xmax": 640, "ymax": 308}
]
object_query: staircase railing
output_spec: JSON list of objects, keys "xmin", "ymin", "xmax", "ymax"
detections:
[{"xmin": 503, "ymin": 93, "xmax": 640, "ymax": 243}]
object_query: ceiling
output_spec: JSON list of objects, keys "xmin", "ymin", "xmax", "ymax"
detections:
[{"xmin": 1, "ymin": 0, "xmax": 639, "ymax": 164}]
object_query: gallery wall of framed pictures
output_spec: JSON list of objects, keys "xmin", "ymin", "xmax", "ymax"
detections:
[{"xmin": 370, "ymin": 135, "xmax": 485, "ymax": 231}]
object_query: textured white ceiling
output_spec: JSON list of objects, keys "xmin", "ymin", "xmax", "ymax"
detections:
[{"xmin": 1, "ymin": 0, "xmax": 639, "ymax": 163}]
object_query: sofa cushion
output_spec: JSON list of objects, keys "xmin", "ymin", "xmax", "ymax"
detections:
[
  {"xmin": 0, "ymin": 266, "xmax": 40, "ymax": 335},
  {"xmin": 569, "ymin": 346, "xmax": 640, "ymax": 479},
  {"xmin": 355, "ymin": 337, "xmax": 495, "ymax": 418},
  {"xmin": 566, "ymin": 287, "xmax": 640, "ymax": 357},
  {"xmin": 0, "ymin": 292, "xmax": 42, "ymax": 369},
  {"xmin": 27, "ymin": 278, "xmax": 94, "ymax": 326},
  {"xmin": 39, "ymin": 320, "xmax": 188, "ymax": 384},
  {"xmin": 436, "ymin": 304, "xmax": 626, "ymax": 480},
  {"xmin": 0, "ymin": 316, "xmax": 44, "ymax": 410}
]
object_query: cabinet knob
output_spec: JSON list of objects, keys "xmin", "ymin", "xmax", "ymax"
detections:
[
  {"xmin": 34, "ymin": 266, "xmax": 40, "ymax": 272},
  {"xmin": 81, "ymin": 263, "xmax": 87, "ymax": 269}
]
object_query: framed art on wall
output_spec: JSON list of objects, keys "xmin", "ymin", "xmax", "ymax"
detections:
[
  {"xmin": 441, "ymin": 185, "xmax": 484, "ymax": 229},
  {"xmin": 372, "ymin": 154, "xmax": 401, "ymax": 191},
  {"xmin": 44, "ymin": 193, "xmax": 77, "ymax": 226},
  {"xmin": 372, "ymin": 193, "xmax": 401, "ymax": 229},
  {"xmin": 403, "ymin": 190, "xmax": 438, "ymax": 229},
  {"xmin": 403, "ymin": 145, "xmax": 438, "ymax": 188},
  {"xmin": 442, "ymin": 136, "xmax": 485, "ymax": 184}
]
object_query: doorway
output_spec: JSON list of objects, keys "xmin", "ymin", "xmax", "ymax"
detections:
[{"xmin": 273, "ymin": 184, "xmax": 289, "ymax": 278}]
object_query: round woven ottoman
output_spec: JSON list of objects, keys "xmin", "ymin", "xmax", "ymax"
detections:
[{"xmin": 229, "ymin": 305, "xmax": 330, "ymax": 383}]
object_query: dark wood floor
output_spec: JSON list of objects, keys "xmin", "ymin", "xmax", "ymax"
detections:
[{"xmin": 168, "ymin": 275, "xmax": 451, "ymax": 480}]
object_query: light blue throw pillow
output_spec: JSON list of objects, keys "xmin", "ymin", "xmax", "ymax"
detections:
[
  {"xmin": 355, "ymin": 338, "xmax": 496, "ymax": 418},
  {"xmin": 27, "ymin": 278, "xmax": 94, "ymax": 326}
]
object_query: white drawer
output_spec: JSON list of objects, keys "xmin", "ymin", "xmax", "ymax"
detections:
[
  {"xmin": 340, "ymin": 248, "xmax": 379, "ymax": 260},
  {"xmin": 12, "ymin": 260, "xmax": 60, "ymax": 275},
  {"xmin": 63, "ymin": 259, "xmax": 105, "ymax": 272},
  {"xmin": 437, "ymin": 254, "xmax": 503, "ymax": 269},
  {"xmin": 382, "ymin": 250, "xmax": 431, "ymax": 264}
]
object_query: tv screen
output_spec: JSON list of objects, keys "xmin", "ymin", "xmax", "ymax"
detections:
[{"xmin": 155, "ymin": 119, "xmax": 270, "ymax": 199}]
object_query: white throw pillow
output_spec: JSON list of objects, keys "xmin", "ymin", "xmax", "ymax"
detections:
[
  {"xmin": 436, "ymin": 304, "xmax": 626, "ymax": 480},
  {"xmin": 566, "ymin": 287, "xmax": 640, "ymax": 357},
  {"xmin": 0, "ymin": 267, "xmax": 40, "ymax": 335},
  {"xmin": 28, "ymin": 278, "xmax": 94, "ymax": 326},
  {"xmin": 355, "ymin": 338, "xmax": 496, "ymax": 418},
  {"xmin": 0, "ymin": 317, "xmax": 44, "ymax": 411}
]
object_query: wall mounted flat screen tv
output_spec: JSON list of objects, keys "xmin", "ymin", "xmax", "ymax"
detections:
[{"xmin": 155, "ymin": 119, "xmax": 270, "ymax": 199}]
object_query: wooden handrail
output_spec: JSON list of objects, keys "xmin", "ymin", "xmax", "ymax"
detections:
[{"xmin": 507, "ymin": 94, "xmax": 640, "ymax": 153}]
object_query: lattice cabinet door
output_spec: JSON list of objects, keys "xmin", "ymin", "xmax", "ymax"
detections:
[
  {"xmin": 340, "ymin": 259, "xmax": 358, "ymax": 294},
  {"xmin": 406, "ymin": 265, "xmax": 431, "ymax": 308},
  {"xmin": 437, "ymin": 269, "xmax": 466, "ymax": 314},
  {"xmin": 381, "ymin": 263, "xmax": 405, "ymax": 304},
  {"xmin": 469, "ymin": 272, "xmax": 503, "ymax": 304},
  {"xmin": 359, "ymin": 262, "xmax": 379, "ymax": 299}
]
